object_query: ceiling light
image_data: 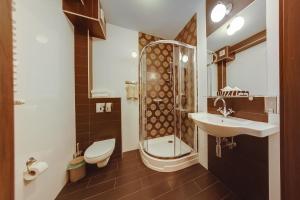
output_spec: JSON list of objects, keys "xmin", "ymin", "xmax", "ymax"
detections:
[
  {"xmin": 226, "ymin": 16, "xmax": 245, "ymax": 35},
  {"xmin": 211, "ymin": 2, "xmax": 232, "ymax": 23},
  {"xmin": 131, "ymin": 51, "xmax": 138, "ymax": 58}
]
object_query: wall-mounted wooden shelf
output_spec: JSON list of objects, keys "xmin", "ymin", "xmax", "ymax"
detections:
[
  {"xmin": 215, "ymin": 46, "xmax": 235, "ymax": 63},
  {"xmin": 63, "ymin": 0, "xmax": 106, "ymax": 39}
]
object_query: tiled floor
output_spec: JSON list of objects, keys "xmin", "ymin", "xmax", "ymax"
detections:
[{"xmin": 56, "ymin": 150, "xmax": 238, "ymax": 200}]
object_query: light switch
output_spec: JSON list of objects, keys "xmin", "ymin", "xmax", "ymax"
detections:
[{"xmin": 96, "ymin": 103, "xmax": 105, "ymax": 113}]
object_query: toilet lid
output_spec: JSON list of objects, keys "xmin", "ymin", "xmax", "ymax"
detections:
[{"xmin": 85, "ymin": 139, "xmax": 115, "ymax": 159}]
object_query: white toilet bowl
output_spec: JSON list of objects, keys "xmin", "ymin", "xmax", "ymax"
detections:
[{"xmin": 84, "ymin": 138, "xmax": 115, "ymax": 168}]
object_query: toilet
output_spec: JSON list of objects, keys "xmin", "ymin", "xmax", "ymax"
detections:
[{"xmin": 84, "ymin": 138, "xmax": 115, "ymax": 168}]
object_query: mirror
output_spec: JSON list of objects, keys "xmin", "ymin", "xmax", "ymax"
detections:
[{"xmin": 207, "ymin": 0, "xmax": 267, "ymax": 97}]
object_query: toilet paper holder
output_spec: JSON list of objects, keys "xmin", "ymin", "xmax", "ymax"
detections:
[
  {"xmin": 24, "ymin": 157, "xmax": 48, "ymax": 181},
  {"xmin": 26, "ymin": 157, "xmax": 37, "ymax": 175}
]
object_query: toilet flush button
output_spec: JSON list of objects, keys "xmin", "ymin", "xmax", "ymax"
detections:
[{"xmin": 96, "ymin": 103, "xmax": 105, "ymax": 113}]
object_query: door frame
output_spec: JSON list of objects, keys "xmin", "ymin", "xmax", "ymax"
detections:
[
  {"xmin": 280, "ymin": 0, "xmax": 300, "ymax": 199},
  {"xmin": 0, "ymin": 0, "xmax": 14, "ymax": 199}
]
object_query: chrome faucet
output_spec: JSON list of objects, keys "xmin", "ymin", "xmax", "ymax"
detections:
[{"xmin": 213, "ymin": 97, "xmax": 234, "ymax": 117}]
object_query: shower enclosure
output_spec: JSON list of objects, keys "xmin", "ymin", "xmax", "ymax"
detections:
[{"xmin": 139, "ymin": 40, "xmax": 198, "ymax": 162}]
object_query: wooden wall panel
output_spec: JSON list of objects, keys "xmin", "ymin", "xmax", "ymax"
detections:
[
  {"xmin": 217, "ymin": 61, "xmax": 227, "ymax": 90},
  {"xmin": 280, "ymin": 0, "xmax": 300, "ymax": 199},
  {"xmin": 0, "ymin": 0, "xmax": 14, "ymax": 199},
  {"xmin": 207, "ymin": 97, "xmax": 268, "ymax": 122},
  {"xmin": 208, "ymin": 135, "xmax": 268, "ymax": 200},
  {"xmin": 230, "ymin": 30, "xmax": 267, "ymax": 54},
  {"xmin": 75, "ymin": 27, "xmax": 91, "ymax": 151},
  {"xmin": 90, "ymin": 98, "xmax": 122, "ymax": 158}
]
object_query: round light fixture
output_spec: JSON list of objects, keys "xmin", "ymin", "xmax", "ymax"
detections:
[
  {"xmin": 131, "ymin": 51, "xmax": 138, "ymax": 58},
  {"xmin": 211, "ymin": 2, "xmax": 232, "ymax": 23},
  {"xmin": 182, "ymin": 55, "xmax": 189, "ymax": 63},
  {"xmin": 226, "ymin": 16, "xmax": 245, "ymax": 36}
]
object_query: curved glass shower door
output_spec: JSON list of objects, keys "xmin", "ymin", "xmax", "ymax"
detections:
[{"xmin": 139, "ymin": 40, "xmax": 197, "ymax": 159}]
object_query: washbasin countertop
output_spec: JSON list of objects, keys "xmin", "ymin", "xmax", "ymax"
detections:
[{"xmin": 188, "ymin": 112, "xmax": 279, "ymax": 138}]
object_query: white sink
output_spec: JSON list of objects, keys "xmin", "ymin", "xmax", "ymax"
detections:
[{"xmin": 188, "ymin": 112, "xmax": 279, "ymax": 138}]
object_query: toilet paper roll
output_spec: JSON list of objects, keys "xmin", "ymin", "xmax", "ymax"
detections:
[{"xmin": 24, "ymin": 161, "xmax": 48, "ymax": 181}]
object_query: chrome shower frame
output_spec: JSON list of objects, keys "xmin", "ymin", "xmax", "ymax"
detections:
[{"xmin": 138, "ymin": 40, "xmax": 198, "ymax": 159}]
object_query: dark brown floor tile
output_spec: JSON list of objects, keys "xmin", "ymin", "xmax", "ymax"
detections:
[
  {"xmin": 141, "ymin": 164, "xmax": 206, "ymax": 189},
  {"xmin": 115, "ymin": 167, "xmax": 157, "ymax": 187},
  {"xmin": 117, "ymin": 158, "xmax": 144, "ymax": 171},
  {"xmin": 189, "ymin": 182, "xmax": 230, "ymax": 200},
  {"xmin": 88, "ymin": 160, "xmax": 153, "ymax": 188},
  {"xmin": 117, "ymin": 161, "xmax": 147, "ymax": 175},
  {"xmin": 88, "ymin": 170, "xmax": 117, "ymax": 187},
  {"xmin": 194, "ymin": 172, "xmax": 218, "ymax": 190},
  {"xmin": 122, "ymin": 150, "xmax": 139, "ymax": 160},
  {"xmin": 86, "ymin": 180, "xmax": 142, "ymax": 200},
  {"xmin": 56, "ymin": 179, "xmax": 115, "ymax": 200},
  {"xmin": 221, "ymin": 192, "xmax": 241, "ymax": 200},
  {"xmin": 86, "ymin": 159, "xmax": 118, "ymax": 177},
  {"xmin": 141, "ymin": 171, "xmax": 179, "ymax": 188},
  {"xmin": 56, "ymin": 150, "xmax": 238, "ymax": 200},
  {"xmin": 155, "ymin": 181, "xmax": 200, "ymax": 200},
  {"xmin": 167, "ymin": 166, "xmax": 208, "ymax": 189},
  {"xmin": 56, "ymin": 178, "xmax": 90, "ymax": 197},
  {"xmin": 120, "ymin": 180, "xmax": 172, "ymax": 200}
]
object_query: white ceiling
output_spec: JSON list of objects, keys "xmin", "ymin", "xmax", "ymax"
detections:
[
  {"xmin": 207, "ymin": 0, "xmax": 266, "ymax": 51},
  {"xmin": 101, "ymin": 0, "xmax": 200, "ymax": 39}
]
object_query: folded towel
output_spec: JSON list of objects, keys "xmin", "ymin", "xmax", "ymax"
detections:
[
  {"xmin": 91, "ymin": 89, "xmax": 111, "ymax": 98},
  {"xmin": 125, "ymin": 83, "xmax": 138, "ymax": 100}
]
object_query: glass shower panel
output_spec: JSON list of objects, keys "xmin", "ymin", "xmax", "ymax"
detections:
[
  {"xmin": 173, "ymin": 45, "xmax": 180, "ymax": 157},
  {"xmin": 139, "ymin": 52, "xmax": 148, "ymax": 152},
  {"xmin": 177, "ymin": 46, "xmax": 197, "ymax": 155}
]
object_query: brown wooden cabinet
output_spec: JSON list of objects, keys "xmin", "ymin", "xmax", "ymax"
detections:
[{"xmin": 63, "ymin": 0, "xmax": 106, "ymax": 39}]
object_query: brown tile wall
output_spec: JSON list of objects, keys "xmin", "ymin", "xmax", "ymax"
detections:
[
  {"xmin": 175, "ymin": 14, "xmax": 197, "ymax": 46},
  {"xmin": 207, "ymin": 97, "xmax": 269, "ymax": 199},
  {"xmin": 75, "ymin": 27, "xmax": 91, "ymax": 150},
  {"xmin": 207, "ymin": 97, "xmax": 268, "ymax": 122},
  {"xmin": 74, "ymin": 27, "xmax": 122, "ymax": 158},
  {"xmin": 139, "ymin": 32, "xmax": 175, "ymax": 139},
  {"xmin": 90, "ymin": 98, "xmax": 122, "ymax": 158}
]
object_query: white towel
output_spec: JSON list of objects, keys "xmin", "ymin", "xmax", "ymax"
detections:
[{"xmin": 125, "ymin": 84, "xmax": 138, "ymax": 100}]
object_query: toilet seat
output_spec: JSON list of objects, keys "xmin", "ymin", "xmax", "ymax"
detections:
[{"xmin": 84, "ymin": 139, "xmax": 115, "ymax": 164}]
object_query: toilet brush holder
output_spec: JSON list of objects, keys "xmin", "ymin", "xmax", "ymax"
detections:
[{"xmin": 68, "ymin": 156, "xmax": 86, "ymax": 183}]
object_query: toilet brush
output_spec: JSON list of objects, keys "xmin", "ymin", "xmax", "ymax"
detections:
[{"xmin": 73, "ymin": 143, "xmax": 82, "ymax": 158}]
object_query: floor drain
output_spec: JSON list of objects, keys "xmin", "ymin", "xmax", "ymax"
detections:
[{"xmin": 168, "ymin": 140, "xmax": 173, "ymax": 143}]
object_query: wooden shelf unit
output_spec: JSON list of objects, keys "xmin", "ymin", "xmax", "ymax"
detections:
[{"xmin": 63, "ymin": 0, "xmax": 106, "ymax": 39}]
